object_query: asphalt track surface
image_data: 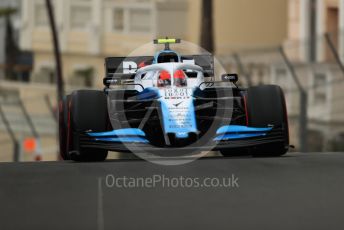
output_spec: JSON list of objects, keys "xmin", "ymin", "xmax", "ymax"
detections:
[{"xmin": 0, "ymin": 152, "xmax": 344, "ymax": 230}]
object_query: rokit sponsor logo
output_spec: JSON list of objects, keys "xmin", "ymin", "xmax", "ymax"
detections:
[{"xmin": 164, "ymin": 88, "xmax": 192, "ymax": 99}]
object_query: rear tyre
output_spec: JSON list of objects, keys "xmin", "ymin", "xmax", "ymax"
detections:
[
  {"xmin": 68, "ymin": 90, "xmax": 108, "ymax": 161},
  {"xmin": 246, "ymin": 85, "xmax": 289, "ymax": 157}
]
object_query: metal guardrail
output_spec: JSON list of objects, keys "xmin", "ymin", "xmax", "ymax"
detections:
[
  {"xmin": 0, "ymin": 93, "xmax": 57, "ymax": 161},
  {"xmin": 0, "ymin": 104, "xmax": 19, "ymax": 162}
]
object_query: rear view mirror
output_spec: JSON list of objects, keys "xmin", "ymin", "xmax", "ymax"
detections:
[
  {"xmin": 103, "ymin": 76, "xmax": 121, "ymax": 86},
  {"xmin": 221, "ymin": 73, "xmax": 238, "ymax": 83}
]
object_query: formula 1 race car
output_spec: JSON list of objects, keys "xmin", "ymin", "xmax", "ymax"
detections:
[{"xmin": 59, "ymin": 38, "xmax": 289, "ymax": 161}]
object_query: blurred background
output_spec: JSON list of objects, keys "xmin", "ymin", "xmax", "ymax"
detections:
[{"xmin": 0, "ymin": 0, "xmax": 343, "ymax": 162}]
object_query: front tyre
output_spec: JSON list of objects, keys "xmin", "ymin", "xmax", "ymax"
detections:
[
  {"xmin": 68, "ymin": 90, "xmax": 108, "ymax": 161},
  {"xmin": 246, "ymin": 85, "xmax": 289, "ymax": 157}
]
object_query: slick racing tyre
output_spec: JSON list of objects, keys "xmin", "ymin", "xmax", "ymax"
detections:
[
  {"xmin": 246, "ymin": 85, "xmax": 289, "ymax": 157},
  {"xmin": 67, "ymin": 90, "xmax": 108, "ymax": 161},
  {"xmin": 220, "ymin": 148, "xmax": 249, "ymax": 157}
]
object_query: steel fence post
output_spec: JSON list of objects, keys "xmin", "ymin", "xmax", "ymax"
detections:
[{"xmin": 279, "ymin": 46, "xmax": 308, "ymax": 152}]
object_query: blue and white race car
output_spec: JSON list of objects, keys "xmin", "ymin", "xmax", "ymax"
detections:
[{"xmin": 59, "ymin": 38, "xmax": 289, "ymax": 161}]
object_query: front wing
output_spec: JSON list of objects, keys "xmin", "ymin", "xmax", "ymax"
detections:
[{"xmin": 78, "ymin": 125, "xmax": 287, "ymax": 153}]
